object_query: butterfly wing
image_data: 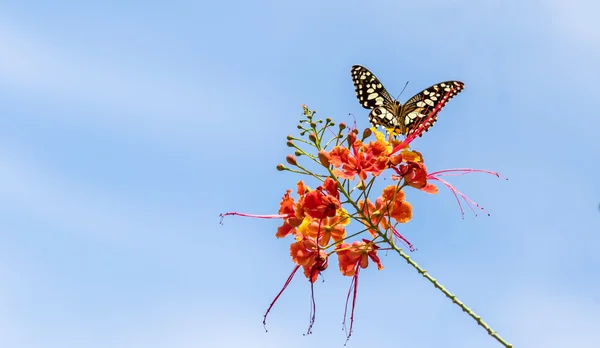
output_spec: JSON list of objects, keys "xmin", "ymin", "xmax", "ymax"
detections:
[
  {"xmin": 400, "ymin": 81, "xmax": 464, "ymax": 136},
  {"xmin": 350, "ymin": 65, "xmax": 394, "ymax": 109},
  {"xmin": 351, "ymin": 65, "xmax": 402, "ymax": 129}
]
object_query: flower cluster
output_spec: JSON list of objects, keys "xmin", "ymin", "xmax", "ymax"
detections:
[{"xmin": 220, "ymin": 105, "xmax": 506, "ymax": 343}]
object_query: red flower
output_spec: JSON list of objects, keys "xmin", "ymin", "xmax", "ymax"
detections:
[{"xmin": 302, "ymin": 178, "xmax": 341, "ymax": 219}]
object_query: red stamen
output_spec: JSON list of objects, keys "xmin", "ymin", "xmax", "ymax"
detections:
[
  {"xmin": 391, "ymin": 227, "xmax": 417, "ymax": 252},
  {"xmin": 425, "ymin": 167, "xmax": 505, "ymax": 218},
  {"xmin": 429, "ymin": 168, "xmax": 507, "ymax": 180},
  {"xmin": 348, "ymin": 112, "xmax": 358, "ymax": 131},
  {"xmin": 305, "ymin": 280, "xmax": 317, "ymax": 336},
  {"xmin": 428, "ymin": 176, "xmax": 488, "ymax": 219},
  {"xmin": 391, "ymin": 133, "xmax": 418, "ymax": 154},
  {"xmin": 342, "ymin": 266, "xmax": 360, "ymax": 344},
  {"xmin": 219, "ymin": 212, "xmax": 291, "ymax": 224},
  {"xmin": 263, "ymin": 265, "xmax": 301, "ymax": 332}
]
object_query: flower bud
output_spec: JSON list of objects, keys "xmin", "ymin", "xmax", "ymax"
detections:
[
  {"xmin": 362, "ymin": 128, "xmax": 372, "ymax": 140},
  {"xmin": 276, "ymin": 164, "xmax": 286, "ymax": 171},
  {"xmin": 339, "ymin": 122, "xmax": 347, "ymax": 130},
  {"xmin": 318, "ymin": 150, "xmax": 331, "ymax": 167},
  {"xmin": 347, "ymin": 130, "xmax": 356, "ymax": 146},
  {"xmin": 308, "ymin": 133, "xmax": 317, "ymax": 142},
  {"xmin": 286, "ymin": 155, "xmax": 297, "ymax": 166}
]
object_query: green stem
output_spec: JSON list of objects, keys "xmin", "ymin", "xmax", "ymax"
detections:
[
  {"xmin": 335, "ymin": 175, "xmax": 512, "ymax": 348},
  {"xmin": 387, "ymin": 243, "xmax": 513, "ymax": 348}
]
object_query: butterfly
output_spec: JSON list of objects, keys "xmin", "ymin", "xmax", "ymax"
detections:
[{"xmin": 351, "ymin": 65, "xmax": 464, "ymax": 137}]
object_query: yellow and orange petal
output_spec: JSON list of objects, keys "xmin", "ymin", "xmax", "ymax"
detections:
[
  {"xmin": 402, "ymin": 150, "xmax": 424, "ymax": 163},
  {"xmin": 335, "ymin": 240, "xmax": 383, "ymax": 276},
  {"xmin": 363, "ymin": 137, "xmax": 391, "ymax": 159},
  {"xmin": 421, "ymin": 183, "xmax": 439, "ymax": 194},
  {"xmin": 380, "ymin": 186, "xmax": 412, "ymax": 224},
  {"xmin": 381, "ymin": 185, "xmax": 406, "ymax": 203},
  {"xmin": 389, "ymin": 149, "xmax": 424, "ymax": 166},
  {"xmin": 301, "ymin": 211, "xmax": 350, "ymax": 246},
  {"xmin": 388, "ymin": 200, "xmax": 412, "ymax": 224}
]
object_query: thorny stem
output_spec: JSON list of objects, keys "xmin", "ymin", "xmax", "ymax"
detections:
[
  {"xmin": 386, "ymin": 242, "xmax": 513, "ymax": 348},
  {"xmin": 333, "ymin": 173, "xmax": 513, "ymax": 348}
]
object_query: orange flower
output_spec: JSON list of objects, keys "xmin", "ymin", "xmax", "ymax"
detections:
[
  {"xmin": 327, "ymin": 136, "xmax": 390, "ymax": 181},
  {"xmin": 380, "ymin": 186, "xmax": 412, "ymax": 224},
  {"xmin": 290, "ymin": 237, "xmax": 329, "ymax": 283},
  {"xmin": 359, "ymin": 185, "xmax": 413, "ymax": 236},
  {"xmin": 299, "ymin": 212, "xmax": 350, "ymax": 247},
  {"xmin": 389, "ymin": 149, "xmax": 424, "ymax": 166},
  {"xmin": 328, "ymin": 146, "xmax": 358, "ymax": 179},
  {"xmin": 358, "ymin": 198, "xmax": 385, "ymax": 236},
  {"xmin": 394, "ymin": 161, "xmax": 429, "ymax": 189},
  {"xmin": 275, "ymin": 181, "xmax": 309, "ymax": 238},
  {"xmin": 335, "ymin": 239, "xmax": 383, "ymax": 276}
]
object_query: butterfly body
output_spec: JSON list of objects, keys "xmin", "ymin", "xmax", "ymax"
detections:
[{"xmin": 351, "ymin": 65, "xmax": 464, "ymax": 136}]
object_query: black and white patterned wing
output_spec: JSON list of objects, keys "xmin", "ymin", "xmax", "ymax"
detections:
[
  {"xmin": 350, "ymin": 65, "xmax": 395, "ymax": 110},
  {"xmin": 400, "ymin": 81, "xmax": 464, "ymax": 136},
  {"xmin": 351, "ymin": 65, "xmax": 401, "ymax": 129}
]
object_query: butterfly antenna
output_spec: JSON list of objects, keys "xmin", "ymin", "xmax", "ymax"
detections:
[{"xmin": 395, "ymin": 81, "xmax": 410, "ymax": 100}]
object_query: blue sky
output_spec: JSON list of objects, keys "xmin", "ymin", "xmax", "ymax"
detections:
[{"xmin": 1, "ymin": 1, "xmax": 599, "ymax": 347}]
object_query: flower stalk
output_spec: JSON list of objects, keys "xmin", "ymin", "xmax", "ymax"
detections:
[{"xmin": 220, "ymin": 105, "xmax": 511, "ymax": 347}]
